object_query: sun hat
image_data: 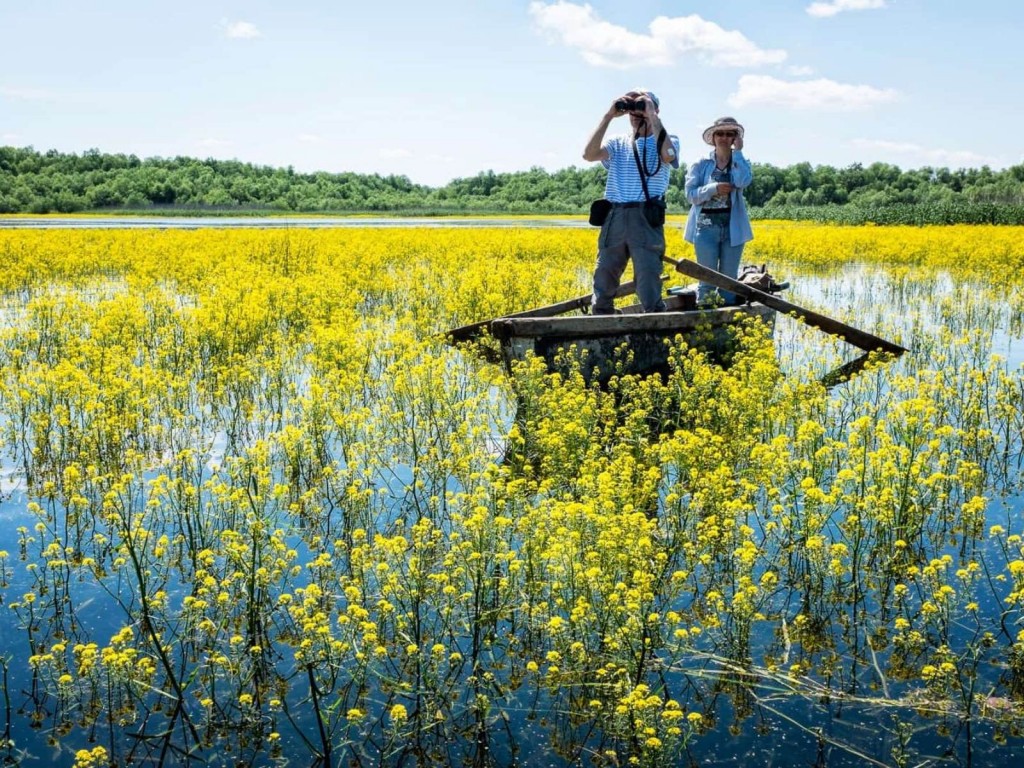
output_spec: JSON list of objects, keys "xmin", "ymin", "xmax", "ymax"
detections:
[{"xmin": 702, "ymin": 116, "xmax": 744, "ymax": 145}]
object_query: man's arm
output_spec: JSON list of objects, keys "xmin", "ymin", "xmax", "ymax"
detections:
[
  {"xmin": 582, "ymin": 101, "xmax": 623, "ymax": 162},
  {"xmin": 658, "ymin": 130, "xmax": 679, "ymax": 168},
  {"xmin": 641, "ymin": 99, "xmax": 677, "ymax": 167}
]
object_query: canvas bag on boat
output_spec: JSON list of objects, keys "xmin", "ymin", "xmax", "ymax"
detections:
[{"xmin": 738, "ymin": 264, "xmax": 775, "ymax": 291}]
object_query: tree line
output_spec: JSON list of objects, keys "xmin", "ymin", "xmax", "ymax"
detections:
[{"xmin": 3, "ymin": 146, "xmax": 1024, "ymax": 223}]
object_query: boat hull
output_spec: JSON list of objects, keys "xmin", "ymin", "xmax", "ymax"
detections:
[{"xmin": 490, "ymin": 303, "xmax": 775, "ymax": 385}]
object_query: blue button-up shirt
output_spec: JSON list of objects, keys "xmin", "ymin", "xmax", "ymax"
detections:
[{"xmin": 684, "ymin": 149, "xmax": 754, "ymax": 246}]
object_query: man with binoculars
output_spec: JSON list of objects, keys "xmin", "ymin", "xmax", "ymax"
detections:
[{"xmin": 583, "ymin": 89, "xmax": 679, "ymax": 314}]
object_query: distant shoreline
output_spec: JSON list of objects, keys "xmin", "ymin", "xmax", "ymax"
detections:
[{"xmin": 0, "ymin": 215, "xmax": 595, "ymax": 229}]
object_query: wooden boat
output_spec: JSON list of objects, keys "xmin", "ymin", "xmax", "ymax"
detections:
[
  {"xmin": 448, "ymin": 276, "xmax": 776, "ymax": 385},
  {"xmin": 447, "ymin": 257, "xmax": 906, "ymax": 388},
  {"xmin": 490, "ymin": 295, "xmax": 773, "ymax": 384}
]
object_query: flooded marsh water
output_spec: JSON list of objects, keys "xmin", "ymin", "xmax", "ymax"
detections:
[{"xmin": 0, "ymin": 224, "xmax": 1020, "ymax": 767}]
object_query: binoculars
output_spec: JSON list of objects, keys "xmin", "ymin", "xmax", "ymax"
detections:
[{"xmin": 615, "ymin": 99, "xmax": 647, "ymax": 112}]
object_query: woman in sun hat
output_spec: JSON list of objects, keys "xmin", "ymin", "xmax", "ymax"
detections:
[{"xmin": 684, "ymin": 116, "xmax": 753, "ymax": 305}]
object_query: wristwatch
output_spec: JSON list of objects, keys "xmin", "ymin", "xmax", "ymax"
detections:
[{"xmin": 665, "ymin": 147, "xmax": 676, "ymax": 158}]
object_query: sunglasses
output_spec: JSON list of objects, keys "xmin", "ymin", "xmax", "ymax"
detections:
[{"xmin": 714, "ymin": 131, "xmax": 738, "ymax": 138}]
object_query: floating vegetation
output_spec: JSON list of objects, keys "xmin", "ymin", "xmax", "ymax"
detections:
[{"xmin": 0, "ymin": 225, "xmax": 1020, "ymax": 766}]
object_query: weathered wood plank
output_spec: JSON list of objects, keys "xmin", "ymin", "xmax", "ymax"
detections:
[
  {"xmin": 619, "ymin": 292, "xmax": 695, "ymax": 314},
  {"xmin": 446, "ymin": 275, "xmax": 667, "ymax": 341},
  {"xmin": 490, "ymin": 305, "xmax": 772, "ymax": 341}
]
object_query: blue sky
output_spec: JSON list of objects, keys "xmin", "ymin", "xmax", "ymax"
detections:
[{"xmin": 2, "ymin": 1, "xmax": 1021, "ymax": 186}]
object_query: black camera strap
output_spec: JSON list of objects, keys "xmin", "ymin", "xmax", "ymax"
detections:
[
  {"xmin": 631, "ymin": 127, "xmax": 667, "ymax": 201},
  {"xmin": 632, "ymin": 137, "xmax": 660, "ymax": 204},
  {"xmin": 632, "ymin": 142, "xmax": 652, "ymax": 204}
]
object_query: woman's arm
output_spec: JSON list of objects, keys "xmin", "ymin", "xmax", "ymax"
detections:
[
  {"xmin": 685, "ymin": 160, "xmax": 718, "ymax": 205},
  {"xmin": 729, "ymin": 150, "xmax": 753, "ymax": 189}
]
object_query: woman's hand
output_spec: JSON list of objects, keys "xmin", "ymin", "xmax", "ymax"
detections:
[
  {"xmin": 716, "ymin": 182, "xmax": 735, "ymax": 195},
  {"xmin": 732, "ymin": 134, "xmax": 744, "ymax": 151}
]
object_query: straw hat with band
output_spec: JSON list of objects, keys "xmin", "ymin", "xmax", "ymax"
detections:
[{"xmin": 702, "ymin": 117, "xmax": 745, "ymax": 145}]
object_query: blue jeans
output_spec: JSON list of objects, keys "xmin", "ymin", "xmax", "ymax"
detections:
[{"xmin": 693, "ymin": 220, "xmax": 744, "ymax": 304}]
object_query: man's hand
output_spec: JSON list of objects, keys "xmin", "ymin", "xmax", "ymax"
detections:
[{"xmin": 606, "ymin": 98, "xmax": 629, "ymax": 120}]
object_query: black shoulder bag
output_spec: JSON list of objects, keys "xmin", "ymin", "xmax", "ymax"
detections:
[
  {"xmin": 633, "ymin": 131, "xmax": 667, "ymax": 228},
  {"xmin": 588, "ymin": 198, "xmax": 612, "ymax": 227}
]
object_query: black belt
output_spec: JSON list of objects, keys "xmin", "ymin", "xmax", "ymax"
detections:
[{"xmin": 610, "ymin": 201, "xmax": 644, "ymax": 208}]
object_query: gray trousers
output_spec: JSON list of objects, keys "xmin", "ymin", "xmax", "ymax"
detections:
[{"xmin": 591, "ymin": 206, "xmax": 666, "ymax": 314}]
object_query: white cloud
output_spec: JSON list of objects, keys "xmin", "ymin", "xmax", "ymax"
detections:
[
  {"xmin": 528, "ymin": 1, "xmax": 785, "ymax": 69},
  {"xmin": 380, "ymin": 148, "xmax": 413, "ymax": 159},
  {"xmin": 850, "ymin": 139, "xmax": 995, "ymax": 167},
  {"xmin": 220, "ymin": 20, "xmax": 262, "ymax": 39},
  {"xmin": 297, "ymin": 134, "xmax": 324, "ymax": 144},
  {"xmin": 2, "ymin": 133, "xmax": 20, "ymax": 142},
  {"xmin": 198, "ymin": 138, "xmax": 232, "ymax": 149},
  {"xmin": 787, "ymin": 65, "xmax": 815, "ymax": 76},
  {"xmin": 729, "ymin": 74, "xmax": 897, "ymax": 110},
  {"xmin": 806, "ymin": 0, "xmax": 886, "ymax": 18},
  {"xmin": 651, "ymin": 16, "xmax": 787, "ymax": 67}
]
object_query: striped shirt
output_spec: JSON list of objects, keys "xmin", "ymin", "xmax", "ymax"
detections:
[{"xmin": 602, "ymin": 133, "xmax": 680, "ymax": 203}]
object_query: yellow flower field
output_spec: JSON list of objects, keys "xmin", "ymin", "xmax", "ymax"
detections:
[{"xmin": 0, "ymin": 223, "xmax": 1021, "ymax": 767}]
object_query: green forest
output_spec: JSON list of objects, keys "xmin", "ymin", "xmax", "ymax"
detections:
[{"xmin": 3, "ymin": 146, "xmax": 1024, "ymax": 224}]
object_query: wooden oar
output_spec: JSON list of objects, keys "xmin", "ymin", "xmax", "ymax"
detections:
[
  {"xmin": 662, "ymin": 256, "xmax": 907, "ymax": 356},
  {"xmin": 446, "ymin": 275, "xmax": 667, "ymax": 342},
  {"xmin": 820, "ymin": 352, "xmax": 873, "ymax": 389}
]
